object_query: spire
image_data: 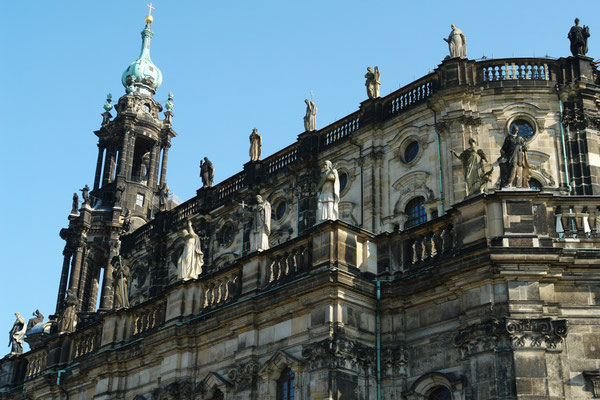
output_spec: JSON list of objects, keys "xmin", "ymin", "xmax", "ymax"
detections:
[{"xmin": 121, "ymin": 4, "xmax": 163, "ymax": 96}]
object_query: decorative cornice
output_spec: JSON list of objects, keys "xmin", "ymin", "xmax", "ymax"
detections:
[
  {"xmin": 302, "ymin": 334, "xmax": 375, "ymax": 372},
  {"xmin": 228, "ymin": 359, "xmax": 259, "ymax": 392}
]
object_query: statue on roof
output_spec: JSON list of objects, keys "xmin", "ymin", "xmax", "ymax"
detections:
[
  {"xmin": 568, "ymin": 18, "xmax": 590, "ymax": 56},
  {"xmin": 250, "ymin": 195, "xmax": 271, "ymax": 252},
  {"xmin": 200, "ymin": 157, "xmax": 214, "ymax": 188},
  {"xmin": 58, "ymin": 290, "xmax": 78, "ymax": 333},
  {"xmin": 177, "ymin": 220, "xmax": 204, "ymax": 281},
  {"xmin": 317, "ymin": 160, "xmax": 340, "ymax": 223},
  {"xmin": 80, "ymin": 185, "xmax": 90, "ymax": 206},
  {"xmin": 304, "ymin": 99, "xmax": 318, "ymax": 131},
  {"xmin": 450, "ymin": 138, "xmax": 493, "ymax": 196},
  {"xmin": 158, "ymin": 182, "xmax": 170, "ymax": 211},
  {"xmin": 249, "ymin": 128, "xmax": 262, "ymax": 162},
  {"xmin": 26, "ymin": 310, "xmax": 44, "ymax": 331},
  {"xmin": 444, "ymin": 24, "xmax": 467, "ymax": 59},
  {"xmin": 71, "ymin": 192, "xmax": 79, "ymax": 214},
  {"xmin": 365, "ymin": 66, "xmax": 381, "ymax": 99},
  {"xmin": 8, "ymin": 313, "xmax": 26, "ymax": 356}
]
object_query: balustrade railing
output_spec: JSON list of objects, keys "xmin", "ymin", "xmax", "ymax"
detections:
[
  {"xmin": 198, "ymin": 268, "xmax": 242, "ymax": 312},
  {"xmin": 171, "ymin": 198, "xmax": 201, "ymax": 226},
  {"xmin": 216, "ymin": 172, "xmax": 246, "ymax": 201},
  {"xmin": 406, "ymin": 225, "xmax": 454, "ymax": 267},
  {"xmin": 266, "ymin": 145, "xmax": 299, "ymax": 175},
  {"xmin": 479, "ymin": 59, "xmax": 554, "ymax": 82},
  {"xmin": 24, "ymin": 350, "xmax": 47, "ymax": 380},
  {"xmin": 73, "ymin": 328, "xmax": 101, "ymax": 360},
  {"xmin": 388, "ymin": 74, "xmax": 436, "ymax": 115},
  {"xmin": 265, "ymin": 239, "xmax": 312, "ymax": 286},
  {"xmin": 323, "ymin": 112, "xmax": 361, "ymax": 146},
  {"xmin": 132, "ymin": 301, "xmax": 166, "ymax": 337},
  {"xmin": 553, "ymin": 204, "xmax": 600, "ymax": 240}
]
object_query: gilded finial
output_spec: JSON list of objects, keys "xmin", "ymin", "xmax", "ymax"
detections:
[{"xmin": 145, "ymin": 3, "xmax": 155, "ymax": 25}]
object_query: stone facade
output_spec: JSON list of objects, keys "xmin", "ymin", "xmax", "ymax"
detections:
[{"xmin": 4, "ymin": 22, "xmax": 600, "ymax": 400}]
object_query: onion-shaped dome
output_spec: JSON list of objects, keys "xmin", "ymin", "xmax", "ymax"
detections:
[{"xmin": 121, "ymin": 14, "xmax": 162, "ymax": 96}]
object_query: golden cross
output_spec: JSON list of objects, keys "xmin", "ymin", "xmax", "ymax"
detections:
[{"xmin": 146, "ymin": 3, "xmax": 155, "ymax": 16}]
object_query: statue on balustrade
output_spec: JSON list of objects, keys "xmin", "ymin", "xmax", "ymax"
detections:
[
  {"xmin": 8, "ymin": 312, "xmax": 26, "ymax": 355},
  {"xmin": 317, "ymin": 160, "xmax": 340, "ymax": 222},
  {"xmin": 304, "ymin": 99, "xmax": 318, "ymax": 131},
  {"xmin": 71, "ymin": 192, "xmax": 79, "ymax": 214},
  {"xmin": 249, "ymin": 128, "xmax": 262, "ymax": 162},
  {"xmin": 444, "ymin": 24, "xmax": 467, "ymax": 59},
  {"xmin": 499, "ymin": 127, "xmax": 531, "ymax": 188},
  {"xmin": 450, "ymin": 138, "xmax": 493, "ymax": 196},
  {"xmin": 365, "ymin": 66, "xmax": 381, "ymax": 99},
  {"xmin": 568, "ymin": 18, "xmax": 590, "ymax": 56},
  {"xmin": 26, "ymin": 309, "xmax": 44, "ymax": 331},
  {"xmin": 113, "ymin": 257, "xmax": 130, "ymax": 309},
  {"xmin": 158, "ymin": 182, "xmax": 170, "ymax": 211},
  {"xmin": 58, "ymin": 291, "xmax": 78, "ymax": 333},
  {"xmin": 250, "ymin": 195, "xmax": 271, "ymax": 252},
  {"xmin": 200, "ymin": 157, "xmax": 214, "ymax": 187},
  {"xmin": 80, "ymin": 184, "xmax": 90, "ymax": 206},
  {"xmin": 177, "ymin": 219, "xmax": 204, "ymax": 281}
]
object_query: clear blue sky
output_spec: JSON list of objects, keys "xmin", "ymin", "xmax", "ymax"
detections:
[{"xmin": 0, "ymin": 1, "xmax": 597, "ymax": 352}]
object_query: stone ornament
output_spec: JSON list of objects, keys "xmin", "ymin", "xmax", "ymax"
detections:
[
  {"xmin": 302, "ymin": 334, "xmax": 375, "ymax": 371},
  {"xmin": 450, "ymin": 138, "xmax": 493, "ymax": 196},
  {"xmin": 26, "ymin": 310, "xmax": 44, "ymax": 331},
  {"xmin": 365, "ymin": 66, "xmax": 381, "ymax": 99},
  {"xmin": 317, "ymin": 160, "xmax": 340, "ymax": 223},
  {"xmin": 80, "ymin": 184, "xmax": 90, "ymax": 206},
  {"xmin": 444, "ymin": 24, "xmax": 466, "ymax": 59},
  {"xmin": 250, "ymin": 195, "xmax": 271, "ymax": 252},
  {"xmin": 303, "ymin": 99, "xmax": 317, "ymax": 131},
  {"xmin": 58, "ymin": 291, "xmax": 78, "ymax": 333},
  {"xmin": 71, "ymin": 192, "xmax": 79, "ymax": 214},
  {"xmin": 113, "ymin": 257, "xmax": 130, "ymax": 309},
  {"xmin": 228, "ymin": 359, "xmax": 259, "ymax": 392},
  {"xmin": 568, "ymin": 18, "xmax": 590, "ymax": 56},
  {"xmin": 499, "ymin": 127, "xmax": 531, "ymax": 188},
  {"xmin": 8, "ymin": 312, "xmax": 26, "ymax": 355},
  {"xmin": 249, "ymin": 128, "xmax": 262, "ymax": 162},
  {"xmin": 200, "ymin": 157, "xmax": 214, "ymax": 187},
  {"xmin": 158, "ymin": 182, "xmax": 170, "ymax": 211},
  {"xmin": 177, "ymin": 220, "xmax": 204, "ymax": 281}
]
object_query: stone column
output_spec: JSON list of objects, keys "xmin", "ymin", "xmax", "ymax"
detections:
[
  {"xmin": 99, "ymin": 240, "xmax": 119, "ymax": 310},
  {"xmin": 116, "ymin": 130, "xmax": 131, "ymax": 178},
  {"xmin": 86, "ymin": 267, "xmax": 100, "ymax": 312},
  {"xmin": 67, "ymin": 241, "xmax": 86, "ymax": 298},
  {"xmin": 126, "ymin": 134, "xmax": 136, "ymax": 180},
  {"xmin": 55, "ymin": 249, "xmax": 73, "ymax": 314},
  {"xmin": 159, "ymin": 144, "xmax": 170, "ymax": 186},
  {"xmin": 93, "ymin": 145, "xmax": 104, "ymax": 190},
  {"xmin": 148, "ymin": 142, "xmax": 160, "ymax": 188},
  {"xmin": 102, "ymin": 147, "xmax": 116, "ymax": 185}
]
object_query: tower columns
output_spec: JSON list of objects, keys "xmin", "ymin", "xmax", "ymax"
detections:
[
  {"xmin": 102, "ymin": 147, "xmax": 117, "ymax": 186},
  {"xmin": 116, "ymin": 130, "xmax": 132, "ymax": 178},
  {"xmin": 99, "ymin": 239, "xmax": 119, "ymax": 310},
  {"xmin": 55, "ymin": 249, "xmax": 73, "ymax": 314},
  {"xmin": 93, "ymin": 145, "xmax": 104, "ymax": 190},
  {"xmin": 159, "ymin": 144, "xmax": 170, "ymax": 186},
  {"xmin": 148, "ymin": 142, "xmax": 160, "ymax": 188},
  {"xmin": 67, "ymin": 241, "xmax": 85, "ymax": 299}
]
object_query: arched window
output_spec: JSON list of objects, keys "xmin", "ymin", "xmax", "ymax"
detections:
[
  {"xmin": 405, "ymin": 197, "xmax": 426, "ymax": 229},
  {"xmin": 276, "ymin": 367, "xmax": 295, "ymax": 400},
  {"xmin": 529, "ymin": 178, "xmax": 542, "ymax": 190},
  {"xmin": 428, "ymin": 386, "xmax": 452, "ymax": 400}
]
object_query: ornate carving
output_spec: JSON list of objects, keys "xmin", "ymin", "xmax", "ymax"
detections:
[
  {"xmin": 382, "ymin": 345, "xmax": 409, "ymax": 378},
  {"xmin": 228, "ymin": 359, "xmax": 259, "ymax": 392},
  {"xmin": 583, "ymin": 370, "xmax": 600, "ymax": 398},
  {"xmin": 302, "ymin": 334, "xmax": 375, "ymax": 372},
  {"xmin": 454, "ymin": 318, "xmax": 505, "ymax": 358},
  {"xmin": 151, "ymin": 380, "xmax": 199, "ymax": 400}
]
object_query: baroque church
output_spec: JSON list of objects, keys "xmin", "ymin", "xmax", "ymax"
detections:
[{"xmin": 2, "ymin": 8, "xmax": 600, "ymax": 400}]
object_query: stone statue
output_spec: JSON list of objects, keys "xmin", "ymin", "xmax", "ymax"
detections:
[
  {"xmin": 80, "ymin": 185, "xmax": 90, "ymax": 205},
  {"xmin": 177, "ymin": 220, "xmax": 204, "ymax": 281},
  {"xmin": 444, "ymin": 24, "xmax": 467, "ymax": 59},
  {"xmin": 140, "ymin": 152, "xmax": 151, "ymax": 183},
  {"xmin": 200, "ymin": 157, "xmax": 214, "ymax": 188},
  {"xmin": 450, "ymin": 138, "xmax": 493, "ymax": 196},
  {"xmin": 71, "ymin": 193, "xmax": 79, "ymax": 213},
  {"xmin": 158, "ymin": 183, "xmax": 170, "ymax": 211},
  {"xmin": 249, "ymin": 128, "xmax": 262, "ymax": 162},
  {"xmin": 499, "ymin": 127, "xmax": 531, "ymax": 188},
  {"xmin": 304, "ymin": 99, "xmax": 318, "ymax": 131},
  {"xmin": 317, "ymin": 160, "xmax": 340, "ymax": 222},
  {"xmin": 365, "ymin": 66, "xmax": 381, "ymax": 99},
  {"xmin": 26, "ymin": 310, "xmax": 44, "ymax": 331},
  {"xmin": 113, "ymin": 257, "xmax": 130, "ymax": 309},
  {"xmin": 8, "ymin": 313, "xmax": 26, "ymax": 355},
  {"xmin": 58, "ymin": 291, "xmax": 78, "ymax": 333},
  {"xmin": 568, "ymin": 18, "xmax": 590, "ymax": 56},
  {"xmin": 250, "ymin": 195, "xmax": 271, "ymax": 252}
]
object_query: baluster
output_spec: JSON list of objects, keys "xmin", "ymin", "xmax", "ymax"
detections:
[
  {"xmin": 268, "ymin": 259, "xmax": 275, "ymax": 283},
  {"xmin": 543, "ymin": 64, "xmax": 549, "ymax": 80},
  {"xmin": 203, "ymin": 285, "xmax": 209, "ymax": 308},
  {"xmin": 411, "ymin": 240, "xmax": 418, "ymax": 265}
]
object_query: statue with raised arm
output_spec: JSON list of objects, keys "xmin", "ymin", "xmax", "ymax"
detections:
[
  {"xmin": 26, "ymin": 310, "xmax": 44, "ymax": 331},
  {"xmin": 250, "ymin": 195, "xmax": 271, "ymax": 251},
  {"xmin": 444, "ymin": 24, "xmax": 467, "ymax": 59},
  {"xmin": 71, "ymin": 193, "xmax": 79, "ymax": 213},
  {"xmin": 8, "ymin": 313, "xmax": 26, "ymax": 355},
  {"xmin": 177, "ymin": 220, "xmax": 204, "ymax": 281},
  {"xmin": 317, "ymin": 160, "xmax": 340, "ymax": 222},
  {"xmin": 304, "ymin": 99, "xmax": 318, "ymax": 131},
  {"xmin": 200, "ymin": 157, "xmax": 214, "ymax": 187},
  {"xmin": 58, "ymin": 291, "xmax": 78, "ymax": 333},
  {"xmin": 80, "ymin": 185, "xmax": 90, "ymax": 205},
  {"xmin": 249, "ymin": 128, "xmax": 262, "ymax": 162},
  {"xmin": 568, "ymin": 18, "xmax": 590, "ymax": 56},
  {"xmin": 113, "ymin": 257, "xmax": 130, "ymax": 309},
  {"xmin": 450, "ymin": 138, "xmax": 493, "ymax": 196},
  {"xmin": 365, "ymin": 66, "xmax": 381, "ymax": 99},
  {"xmin": 499, "ymin": 127, "xmax": 531, "ymax": 188}
]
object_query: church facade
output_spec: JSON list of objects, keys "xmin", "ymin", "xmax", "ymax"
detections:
[{"xmin": 3, "ymin": 12, "xmax": 600, "ymax": 400}]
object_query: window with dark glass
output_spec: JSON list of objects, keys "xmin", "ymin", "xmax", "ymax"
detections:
[
  {"xmin": 405, "ymin": 196, "xmax": 426, "ymax": 229},
  {"xmin": 428, "ymin": 386, "xmax": 452, "ymax": 400},
  {"xmin": 339, "ymin": 171, "xmax": 348, "ymax": 192},
  {"xmin": 509, "ymin": 119, "xmax": 535, "ymax": 141},
  {"xmin": 219, "ymin": 223, "xmax": 234, "ymax": 246},
  {"xmin": 211, "ymin": 389, "xmax": 224, "ymax": 400},
  {"xmin": 404, "ymin": 141, "xmax": 419, "ymax": 163},
  {"xmin": 277, "ymin": 367, "xmax": 295, "ymax": 400},
  {"xmin": 275, "ymin": 201, "xmax": 287, "ymax": 220},
  {"xmin": 529, "ymin": 178, "xmax": 542, "ymax": 190}
]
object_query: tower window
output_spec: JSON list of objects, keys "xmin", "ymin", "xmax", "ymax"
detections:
[
  {"xmin": 404, "ymin": 141, "xmax": 420, "ymax": 163},
  {"xmin": 509, "ymin": 119, "xmax": 535, "ymax": 141},
  {"xmin": 405, "ymin": 196, "xmax": 426, "ymax": 229},
  {"xmin": 136, "ymin": 194, "xmax": 145, "ymax": 207},
  {"xmin": 276, "ymin": 367, "xmax": 295, "ymax": 400},
  {"xmin": 428, "ymin": 386, "xmax": 452, "ymax": 400},
  {"xmin": 275, "ymin": 201, "xmax": 287, "ymax": 220}
]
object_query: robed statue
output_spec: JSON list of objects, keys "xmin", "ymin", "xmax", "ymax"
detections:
[
  {"xmin": 304, "ymin": 99, "xmax": 318, "ymax": 131},
  {"xmin": 317, "ymin": 160, "xmax": 340, "ymax": 222},
  {"xmin": 113, "ymin": 257, "xmax": 130, "ymax": 309},
  {"xmin": 365, "ymin": 66, "xmax": 381, "ymax": 99},
  {"xmin": 8, "ymin": 313, "xmax": 26, "ymax": 355},
  {"xmin": 250, "ymin": 195, "xmax": 271, "ymax": 252},
  {"xmin": 568, "ymin": 18, "xmax": 590, "ymax": 56},
  {"xmin": 450, "ymin": 138, "xmax": 493, "ymax": 196},
  {"xmin": 499, "ymin": 127, "xmax": 531, "ymax": 188},
  {"xmin": 80, "ymin": 184, "xmax": 90, "ymax": 205},
  {"xmin": 200, "ymin": 157, "xmax": 215, "ymax": 187},
  {"xmin": 71, "ymin": 193, "xmax": 79, "ymax": 214},
  {"xmin": 249, "ymin": 128, "xmax": 262, "ymax": 162},
  {"xmin": 444, "ymin": 24, "xmax": 467, "ymax": 59},
  {"xmin": 58, "ymin": 291, "xmax": 78, "ymax": 333},
  {"xmin": 177, "ymin": 220, "xmax": 204, "ymax": 281}
]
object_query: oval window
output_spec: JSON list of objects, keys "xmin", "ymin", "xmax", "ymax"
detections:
[
  {"xmin": 275, "ymin": 201, "xmax": 287, "ymax": 220},
  {"xmin": 339, "ymin": 172, "xmax": 348, "ymax": 193},
  {"xmin": 404, "ymin": 141, "xmax": 419, "ymax": 163},
  {"xmin": 510, "ymin": 119, "xmax": 535, "ymax": 141}
]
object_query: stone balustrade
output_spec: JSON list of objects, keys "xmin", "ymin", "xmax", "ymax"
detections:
[
  {"xmin": 479, "ymin": 59, "xmax": 553, "ymax": 82},
  {"xmin": 24, "ymin": 350, "xmax": 46, "ymax": 380},
  {"xmin": 132, "ymin": 301, "xmax": 166, "ymax": 337},
  {"xmin": 265, "ymin": 240, "xmax": 312, "ymax": 287},
  {"xmin": 73, "ymin": 328, "xmax": 101, "ymax": 360}
]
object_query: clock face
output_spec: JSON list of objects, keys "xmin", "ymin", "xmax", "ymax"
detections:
[{"xmin": 510, "ymin": 120, "xmax": 535, "ymax": 141}]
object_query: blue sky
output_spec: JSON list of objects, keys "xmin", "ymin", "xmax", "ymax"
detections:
[{"xmin": 0, "ymin": 1, "xmax": 598, "ymax": 352}]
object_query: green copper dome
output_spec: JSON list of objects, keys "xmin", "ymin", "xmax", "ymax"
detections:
[{"xmin": 121, "ymin": 21, "xmax": 163, "ymax": 96}]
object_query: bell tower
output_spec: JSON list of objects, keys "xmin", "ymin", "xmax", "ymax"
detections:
[{"xmin": 55, "ymin": 7, "xmax": 176, "ymax": 318}]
